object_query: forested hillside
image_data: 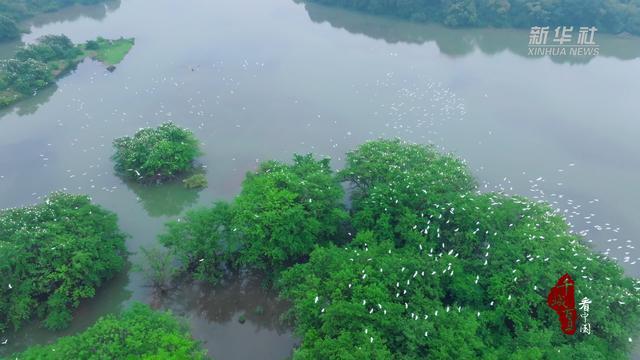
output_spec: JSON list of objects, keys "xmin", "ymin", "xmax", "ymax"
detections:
[{"xmin": 303, "ymin": 0, "xmax": 640, "ymax": 35}]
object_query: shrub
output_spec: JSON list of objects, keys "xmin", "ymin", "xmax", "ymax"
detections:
[
  {"xmin": 112, "ymin": 122, "xmax": 201, "ymax": 182},
  {"xmin": 183, "ymin": 173, "xmax": 208, "ymax": 189},
  {"xmin": 85, "ymin": 39, "xmax": 99, "ymax": 50},
  {"xmin": 136, "ymin": 246, "xmax": 177, "ymax": 292},
  {"xmin": 12, "ymin": 303, "xmax": 208, "ymax": 359}
]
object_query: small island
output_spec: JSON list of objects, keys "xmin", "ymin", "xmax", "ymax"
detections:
[
  {"xmin": 0, "ymin": 35, "xmax": 134, "ymax": 108},
  {"xmin": 112, "ymin": 122, "xmax": 202, "ymax": 183}
]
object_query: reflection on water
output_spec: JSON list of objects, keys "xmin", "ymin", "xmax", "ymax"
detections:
[
  {"xmin": 125, "ymin": 176, "xmax": 203, "ymax": 218},
  {"xmin": 150, "ymin": 273, "xmax": 297, "ymax": 360},
  {"xmin": 25, "ymin": 0, "xmax": 122, "ymax": 30},
  {"xmin": 0, "ymin": 84, "xmax": 58, "ymax": 118},
  {"xmin": 297, "ymin": 0, "xmax": 640, "ymax": 63}
]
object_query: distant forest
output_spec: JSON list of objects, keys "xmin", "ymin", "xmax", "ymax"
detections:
[
  {"xmin": 0, "ymin": 0, "xmax": 105, "ymax": 41},
  {"xmin": 304, "ymin": 0, "xmax": 640, "ymax": 35}
]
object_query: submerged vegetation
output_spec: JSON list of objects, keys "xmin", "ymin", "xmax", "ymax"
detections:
[
  {"xmin": 183, "ymin": 173, "xmax": 208, "ymax": 189},
  {"xmin": 112, "ymin": 122, "xmax": 202, "ymax": 183},
  {"xmin": 12, "ymin": 303, "xmax": 207, "ymax": 359},
  {"xmin": 0, "ymin": 0, "xmax": 108, "ymax": 42},
  {"xmin": 152, "ymin": 139, "xmax": 639, "ymax": 359},
  {"xmin": 0, "ymin": 34, "xmax": 134, "ymax": 108},
  {"xmin": 304, "ymin": 0, "xmax": 640, "ymax": 35},
  {"xmin": 0, "ymin": 193, "xmax": 127, "ymax": 332}
]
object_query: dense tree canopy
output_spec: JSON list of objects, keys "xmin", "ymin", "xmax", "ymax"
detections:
[
  {"xmin": 306, "ymin": 0, "xmax": 640, "ymax": 35},
  {"xmin": 232, "ymin": 154, "xmax": 348, "ymax": 275},
  {"xmin": 151, "ymin": 139, "xmax": 639, "ymax": 358},
  {"xmin": 0, "ymin": 58, "xmax": 52, "ymax": 95},
  {"xmin": 0, "ymin": 14, "xmax": 19, "ymax": 41},
  {"xmin": 12, "ymin": 303, "xmax": 207, "ymax": 359},
  {"xmin": 16, "ymin": 34, "xmax": 80, "ymax": 63},
  {"xmin": 160, "ymin": 154, "xmax": 348, "ymax": 283},
  {"xmin": 0, "ymin": 193, "xmax": 127, "ymax": 332},
  {"xmin": 277, "ymin": 139, "xmax": 640, "ymax": 359},
  {"xmin": 338, "ymin": 139, "xmax": 476, "ymax": 247},
  {"xmin": 112, "ymin": 122, "xmax": 202, "ymax": 182}
]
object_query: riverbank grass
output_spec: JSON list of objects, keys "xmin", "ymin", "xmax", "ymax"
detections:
[{"xmin": 85, "ymin": 37, "xmax": 135, "ymax": 66}]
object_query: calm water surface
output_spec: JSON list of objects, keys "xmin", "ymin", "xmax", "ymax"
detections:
[{"xmin": 0, "ymin": 0, "xmax": 639, "ymax": 358}]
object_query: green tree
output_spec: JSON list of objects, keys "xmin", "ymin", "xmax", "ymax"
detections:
[
  {"xmin": 233, "ymin": 154, "xmax": 348, "ymax": 275},
  {"xmin": 0, "ymin": 14, "xmax": 19, "ymax": 41},
  {"xmin": 0, "ymin": 58, "xmax": 52, "ymax": 94},
  {"xmin": 278, "ymin": 140, "xmax": 640, "ymax": 359},
  {"xmin": 12, "ymin": 303, "xmax": 208, "ymax": 359},
  {"xmin": 339, "ymin": 139, "xmax": 475, "ymax": 246},
  {"xmin": 160, "ymin": 202, "xmax": 236, "ymax": 284},
  {"xmin": 112, "ymin": 122, "xmax": 202, "ymax": 182},
  {"xmin": 0, "ymin": 193, "xmax": 127, "ymax": 332},
  {"xmin": 304, "ymin": 0, "xmax": 640, "ymax": 35}
]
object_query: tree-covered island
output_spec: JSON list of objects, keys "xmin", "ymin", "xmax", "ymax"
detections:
[
  {"xmin": 0, "ymin": 35, "xmax": 134, "ymax": 108},
  {"xmin": 112, "ymin": 122, "xmax": 202, "ymax": 183},
  {"xmin": 153, "ymin": 139, "xmax": 640, "ymax": 359}
]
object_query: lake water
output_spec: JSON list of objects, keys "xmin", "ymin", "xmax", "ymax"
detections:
[{"xmin": 0, "ymin": 0, "xmax": 639, "ymax": 358}]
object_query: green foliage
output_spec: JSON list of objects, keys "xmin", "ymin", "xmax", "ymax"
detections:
[
  {"xmin": 112, "ymin": 122, "xmax": 202, "ymax": 182},
  {"xmin": 160, "ymin": 202, "xmax": 236, "ymax": 284},
  {"xmin": 90, "ymin": 37, "xmax": 134, "ymax": 65},
  {"xmin": 277, "ymin": 139, "xmax": 640, "ymax": 359},
  {"xmin": 307, "ymin": 0, "xmax": 640, "ymax": 35},
  {"xmin": 0, "ymin": 34, "xmax": 78, "ymax": 106},
  {"xmin": 183, "ymin": 173, "xmax": 208, "ymax": 189},
  {"xmin": 159, "ymin": 154, "xmax": 347, "ymax": 283},
  {"xmin": 0, "ymin": 193, "xmax": 127, "ymax": 332},
  {"xmin": 136, "ymin": 246, "xmax": 177, "ymax": 291},
  {"xmin": 0, "ymin": 14, "xmax": 19, "ymax": 41},
  {"xmin": 85, "ymin": 39, "xmax": 99, "ymax": 50},
  {"xmin": 12, "ymin": 303, "xmax": 208, "ymax": 359},
  {"xmin": 232, "ymin": 154, "xmax": 348, "ymax": 274},
  {"xmin": 0, "ymin": 34, "xmax": 133, "ymax": 108},
  {"xmin": 339, "ymin": 139, "xmax": 475, "ymax": 246},
  {"xmin": 16, "ymin": 34, "xmax": 80, "ymax": 63},
  {"xmin": 0, "ymin": 58, "xmax": 52, "ymax": 95},
  {"xmin": 0, "ymin": 0, "xmax": 107, "ymax": 42}
]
